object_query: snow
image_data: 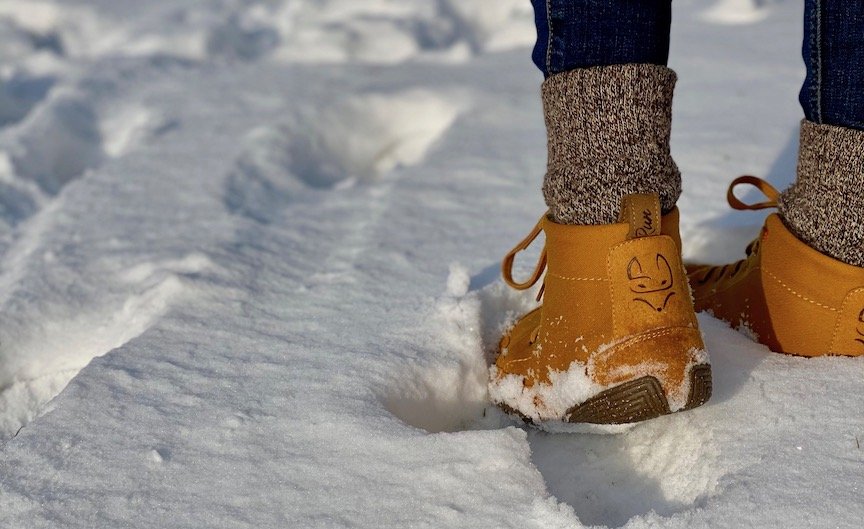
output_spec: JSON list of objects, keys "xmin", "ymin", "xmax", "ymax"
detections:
[{"xmin": 0, "ymin": 0, "xmax": 863, "ymax": 528}]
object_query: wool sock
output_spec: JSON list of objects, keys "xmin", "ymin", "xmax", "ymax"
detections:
[
  {"xmin": 778, "ymin": 120, "xmax": 864, "ymax": 267},
  {"xmin": 541, "ymin": 64, "xmax": 681, "ymax": 225}
]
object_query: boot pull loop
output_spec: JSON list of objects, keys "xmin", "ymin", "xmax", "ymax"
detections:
[
  {"xmin": 618, "ymin": 193, "xmax": 662, "ymax": 239},
  {"xmin": 502, "ymin": 214, "xmax": 548, "ymax": 291},
  {"xmin": 727, "ymin": 175, "xmax": 780, "ymax": 211}
]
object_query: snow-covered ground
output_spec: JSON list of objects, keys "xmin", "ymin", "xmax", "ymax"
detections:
[{"xmin": 0, "ymin": 0, "xmax": 861, "ymax": 527}]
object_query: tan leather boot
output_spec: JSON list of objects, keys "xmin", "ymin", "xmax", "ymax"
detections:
[
  {"xmin": 489, "ymin": 194, "xmax": 712, "ymax": 425},
  {"xmin": 688, "ymin": 176, "xmax": 864, "ymax": 356}
]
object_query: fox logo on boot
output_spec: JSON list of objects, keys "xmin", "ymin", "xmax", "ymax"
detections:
[{"xmin": 627, "ymin": 254, "xmax": 675, "ymax": 313}]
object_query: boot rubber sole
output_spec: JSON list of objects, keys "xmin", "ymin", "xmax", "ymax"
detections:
[{"xmin": 502, "ymin": 364, "xmax": 712, "ymax": 426}]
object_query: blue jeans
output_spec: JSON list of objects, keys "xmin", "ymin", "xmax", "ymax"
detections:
[
  {"xmin": 533, "ymin": 0, "xmax": 864, "ymax": 131},
  {"xmin": 531, "ymin": 0, "xmax": 671, "ymax": 76},
  {"xmin": 800, "ymin": 1, "xmax": 864, "ymax": 130}
]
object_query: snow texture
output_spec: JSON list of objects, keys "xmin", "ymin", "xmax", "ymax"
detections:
[{"xmin": 0, "ymin": 0, "xmax": 862, "ymax": 528}]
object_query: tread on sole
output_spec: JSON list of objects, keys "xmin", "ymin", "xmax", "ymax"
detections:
[{"xmin": 502, "ymin": 364, "xmax": 712, "ymax": 426}]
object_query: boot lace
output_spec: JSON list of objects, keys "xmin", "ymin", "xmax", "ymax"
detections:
[
  {"xmin": 692, "ymin": 175, "xmax": 780, "ymax": 285},
  {"xmin": 502, "ymin": 213, "xmax": 548, "ymax": 302}
]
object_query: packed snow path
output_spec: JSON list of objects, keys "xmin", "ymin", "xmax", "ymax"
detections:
[{"xmin": 0, "ymin": 1, "xmax": 862, "ymax": 528}]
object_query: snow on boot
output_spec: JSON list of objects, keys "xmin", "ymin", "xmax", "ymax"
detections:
[
  {"xmin": 490, "ymin": 194, "xmax": 712, "ymax": 425},
  {"xmin": 688, "ymin": 176, "xmax": 864, "ymax": 356}
]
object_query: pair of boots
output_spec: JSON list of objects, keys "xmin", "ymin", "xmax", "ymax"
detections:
[{"xmin": 489, "ymin": 66, "xmax": 864, "ymax": 426}]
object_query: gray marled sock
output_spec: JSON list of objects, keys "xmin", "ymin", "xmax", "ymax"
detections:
[
  {"xmin": 541, "ymin": 64, "xmax": 681, "ymax": 225},
  {"xmin": 778, "ymin": 120, "xmax": 864, "ymax": 267}
]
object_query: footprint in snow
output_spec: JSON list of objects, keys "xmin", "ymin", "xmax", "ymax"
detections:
[
  {"xmin": 0, "ymin": 86, "xmax": 174, "ymax": 231},
  {"xmin": 0, "ymin": 71, "xmax": 56, "ymax": 129},
  {"xmin": 0, "ymin": 254, "xmax": 214, "ymax": 440},
  {"xmin": 224, "ymin": 88, "xmax": 464, "ymax": 223}
]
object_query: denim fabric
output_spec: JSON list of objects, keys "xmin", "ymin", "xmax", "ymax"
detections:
[
  {"xmin": 800, "ymin": 1, "xmax": 864, "ymax": 131},
  {"xmin": 531, "ymin": 0, "xmax": 671, "ymax": 77}
]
